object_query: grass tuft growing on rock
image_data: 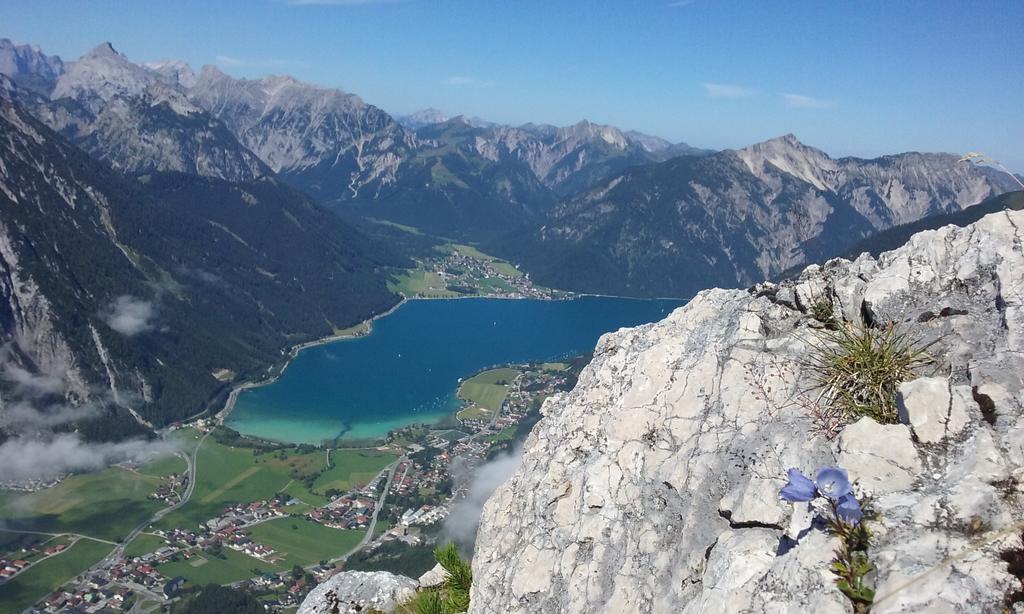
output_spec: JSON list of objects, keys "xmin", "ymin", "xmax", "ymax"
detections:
[{"xmin": 809, "ymin": 322, "xmax": 934, "ymax": 424}]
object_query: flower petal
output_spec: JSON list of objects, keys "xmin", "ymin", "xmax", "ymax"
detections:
[
  {"xmin": 815, "ymin": 467, "xmax": 852, "ymax": 501},
  {"xmin": 836, "ymin": 493, "xmax": 863, "ymax": 525},
  {"xmin": 780, "ymin": 468, "xmax": 817, "ymax": 502}
]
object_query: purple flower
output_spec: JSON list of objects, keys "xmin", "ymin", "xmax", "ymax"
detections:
[
  {"xmin": 815, "ymin": 467, "xmax": 852, "ymax": 501},
  {"xmin": 780, "ymin": 468, "xmax": 817, "ymax": 502},
  {"xmin": 836, "ymin": 493, "xmax": 863, "ymax": 525}
]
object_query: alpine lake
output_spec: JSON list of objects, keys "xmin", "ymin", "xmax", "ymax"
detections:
[{"xmin": 226, "ymin": 296, "xmax": 683, "ymax": 445}]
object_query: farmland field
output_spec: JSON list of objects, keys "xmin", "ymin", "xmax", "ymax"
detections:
[
  {"xmin": 123, "ymin": 533, "xmax": 168, "ymax": 558},
  {"xmin": 246, "ymin": 518, "xmax": 364, "ymax": 567},
  {"xmin": 156, "ymin": 546, "xmax": 281, "ymax": 585},
  {"xmin": 312, "ymin": 449, "xmax": 397, "ymax": 494},
  {"xmin": 0, "ymin": 537, "xmax": 114, "ymax": 612},
  {"xmin": 0, "ymin": 468, "xmax": 165, "ymax": 542},
  {"xmin": 137, "ymin": 454, "xmax": 188, "ymax": 478},
  {"xmin": 154, "ymin": 441, "xmax": 327, "ymax": 531},
  {"xmin": 458, "ymin": 367, "xmax": 520, "ymax": 412}
]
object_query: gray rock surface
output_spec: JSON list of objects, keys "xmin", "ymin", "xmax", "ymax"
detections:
[
  {"xmin": 471, "ymin": 209, "xmax": 1024, "ymax": 613},
  {"xmin": 418, "ymin": 562, "xmax": 449, "ymax": 588},
  {"xmin": 898, "ymin": 377, "xmax": 972, "ymax": 444},
  {"xmin": 298, "ymin": 570, "xmax": 418, "ymax": 614}
]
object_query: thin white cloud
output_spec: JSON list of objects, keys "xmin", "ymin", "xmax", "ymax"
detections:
[
  {"xmin": 782, "ymin": 93, "xmax": 836, "ymax": 109},
  {"xmin": 215, "ymin": 55, "xmax": 309, "ymax": 69},
  {"xmin": 703, "ymin": 83, "xmax": 757, "ymax": 99},
  {"xmin": 444, "ymin": 75, "xmax": 493, "ymax": 87},
  {"xmin": 102, "ymin": 295, "xmax": 156, "ymax": 336},
  {"xmin": 667, "ymin": 0, "xmax": 695, "ymax": 6}
]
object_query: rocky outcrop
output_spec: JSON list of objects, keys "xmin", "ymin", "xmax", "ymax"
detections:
[
  {"xmin": 298, "ymin": 571, "xmax": 418, "ymax": 614},
  {"xmin": 471, "ymin": 209, "xmax": 1024, "ymax": 612}
]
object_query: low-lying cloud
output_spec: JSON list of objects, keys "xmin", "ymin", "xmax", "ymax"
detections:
[
  {"xmin": 102, "ymin": 295, "xmax": 156, "ymax": 336},
  {"xmin": 0, "ymin": 345, "xmax": 65, "ymax": 398},
  {"xmin": 443, "ymin": 444, "xmax": 523, "ymax": 550},
  {"xmin": 0, "ymin": 434, "xmax": 176, "ymax": 482}
]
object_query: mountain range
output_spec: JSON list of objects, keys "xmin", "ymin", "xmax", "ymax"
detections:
[
  {"xmin": 500, "ymin": 134, "xmax": 1019, "ymax": 296},
  {"xmin": 0, "ymin": 76, "xmax": 399, "ymax": 437},
  {"xmin": 0, "ymin": 36, "xmax": 1019, "ymax": 436}
]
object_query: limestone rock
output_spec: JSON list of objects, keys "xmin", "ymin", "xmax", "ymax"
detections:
[
  {"xmin": 418, "ymin": 562, "xmax": 449, "ymax": 589},
  {"xmin": 898, "ymin": 377, "xmax": 951, "ymax": 443},
  {"xmin": 470, "ymin": 210, "xmax": 1024, "ymax": 613},
  {"xmin": 298, "ymin": 571, "xmax": 418, "ymax": 614},
  {"xmin": 838, "ymin": 418, "xmax": 922, "ymax": 494}
]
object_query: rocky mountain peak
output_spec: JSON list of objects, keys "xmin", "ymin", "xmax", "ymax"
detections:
[
  {"xmin": 562, "ymin": 119, "xmax": 629, "ymax": 149},
  {"xmin": 145, "ymin": 59, "xmax": 197, "ymax": 89},
  {"xmin": 736, "ymin": 133, "xmax": 839, "ymax": 191},
  {"xmin": 625, "ymin": 129, "xmax": 673, "ymax": 153},
  {"xmin": 0, "ymin": 38, "xmax": 65, "ymax": 93},
  {"xmin": 85, "ymin": 41, "xmax": 121, "ymax": 59},
  {"xmin": 52, "ymin": 41, "xmax": 187, "ymax": 113},
  {"xmin": 398, "ymin": 107, "xmax": 452, "ymax": 129}
]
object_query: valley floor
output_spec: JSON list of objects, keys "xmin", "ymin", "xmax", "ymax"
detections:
[{"xmin": 0, "ymin": 359, "xmax": 582, "ymax": 612}]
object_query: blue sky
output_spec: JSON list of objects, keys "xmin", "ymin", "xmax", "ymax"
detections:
[{"xmin": 3, "ymin": 1, "xmax": 1022, "ymax": 170}]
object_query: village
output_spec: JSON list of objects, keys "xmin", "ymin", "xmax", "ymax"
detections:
[{"xmin": 8, "ymin": 359, "xmax": 581, "ymax": 612}]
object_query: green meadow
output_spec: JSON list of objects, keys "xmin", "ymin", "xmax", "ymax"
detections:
[
  {"xmin": 458, "ymin": 367, "xmax": 520, "ymax": 413},
  {"xmin": 137, "ymin": 454, "xmax": 188, "ymax": 478},
  {"xmin": 154, "ymin": 441, "xmax": 323, "ymax": 531},
  {"xmin": 155, "ymin": 440, "xmax": 396, "ymax": 532},
  {"xmin": 157, "ymin": 547, "xmax": 279, "ymax": 585},
  {"xmin": 246, "ymin": 518, "xmax": 364, "ymax": 567},
  {"xmin": 312, "ymin": 449, "xmax": 397, "ymax": 494},
  {"xmin": 0, "ymin": 467, "xmax": 166, "ymax": 542},
  {"xmin": 123, "ymin": 533, "xmax": 168, "ymax": 558},
  {"xmin": 0, "ymin": 537, "xmax": 114, "ymax": 612}
]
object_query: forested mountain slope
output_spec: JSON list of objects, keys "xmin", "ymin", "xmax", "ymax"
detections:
[
  {"xmin": 0, "ymin": 87, "xmax": 399, "ymax": 432},
  {"xmin": 498, "ymin": 135, "xmax": 1018, "ymax": 297}
]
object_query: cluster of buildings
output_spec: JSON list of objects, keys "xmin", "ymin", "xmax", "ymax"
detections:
[
  {"xmin": 223, "ymin": 532, "xmax": 280, "ymax": 562},
  {"xmin": 39, "ymin": 582, "xmax": 133, "ymax": 613},
  {"xmin": 1, "ymin": 540, "xmax": 72, "ymax": 583},
  {"xmin": 389, "ymin": 457, "xmax": 446, "ymax": 498},
  {"xmin": 107, "ymin": 562, "xmax": 164, "ymax": 590},
  {"xmin": 0, "ymin": 557, "xmax": 30, "ymax": 580},
  {"xmin": 307, "ymin": 494, "xmax": 375, "ymax": 530},
  {"xmin": 428, "ymin": 249, "xmax": 556, "ymax": 299},
  {"xmin": 398, "ymin": 504, "xmax": 447, "ymax": 527},
  {"xmin": 149, "ymin": 472, "xmax": 188, "ymax": 505},
  {"xmin": 239, "ymin": 563, "xmax": 335, "ymax": 609},
  {"xmin": 0, "ymin": 474, "xmax": 66, "ymax": 493},
  {"xmin": 205, "ymin": 500, "xmax": 286, "ymax": 533}
]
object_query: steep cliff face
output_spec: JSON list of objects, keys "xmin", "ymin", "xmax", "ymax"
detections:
[
  {"xmin": 471, "ymin": 209, "xmax": 1024, "ymax": 612},
  {"xmin": 188, "ymin": 66, "xmax": 414, "ymax": 201}
]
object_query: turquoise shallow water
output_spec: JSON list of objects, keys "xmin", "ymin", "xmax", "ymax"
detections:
[{"xmin": 226, "ymin": 296, "xmax": 683, "ymax": 444}]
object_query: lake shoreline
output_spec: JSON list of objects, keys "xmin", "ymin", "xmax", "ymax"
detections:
[
  {"xmin": 216, "ymin": 297, "xmax": 408, "ymax": 424},
  {"xmin": 215, "ymin": 294, "xmax": 686, "ymax": 445}
]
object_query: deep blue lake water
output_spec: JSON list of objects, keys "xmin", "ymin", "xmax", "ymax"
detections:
[{"xmin": 226, "ymin": 296, "xmax": 682, "ymax": 444}]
